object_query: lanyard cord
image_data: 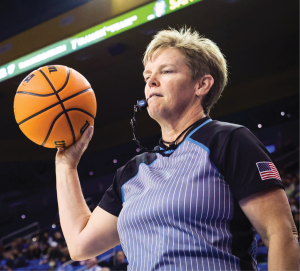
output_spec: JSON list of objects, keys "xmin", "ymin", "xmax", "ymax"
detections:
[
  {"xmin": 130, "ymin": 101, "xmax": 205, "ymax": 153},
  {"xmin": 130, "ymin": 103, "xmax": 162, "ymax": 153},
  {"xmin": 160, "ymin": 121, "xmax": 198, "ymax": 149}
]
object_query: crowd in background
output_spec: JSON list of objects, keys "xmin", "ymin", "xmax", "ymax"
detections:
[
  {"xmin": 0, "ymin": 231, "xmax": 128, "ymax": 271},
  {"xmin": 0, "ymin": 167, "xmax": 299, "ymax": 270},
  {"xmin": 281, "ymin": 170, "xmax": 299, "ymax": 241},
  {"xmin": 254, "ymin": 168, "xmax": 299, "ymax": 266}
]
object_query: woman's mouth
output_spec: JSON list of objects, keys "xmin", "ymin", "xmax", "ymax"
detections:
[{"xmin": 147, "ymin": 94, "xmax": 162, "ymax": 101}]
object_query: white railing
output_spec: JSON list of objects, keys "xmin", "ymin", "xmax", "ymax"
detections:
[
  {"xmin": 0, "ymin": 221, "xmax": 40, "ymax": 248},
  {"xmin": 1, "ymin": 196, "xmax": 93, "ymax": 248},
  {"xmin": 59, "ymin": 247, "xmax": 117, "ymax": 271}
]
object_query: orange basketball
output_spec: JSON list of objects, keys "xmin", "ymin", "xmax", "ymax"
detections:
[{"xmin": 14, "ymin": 65, "xmax": 97, "ymax": 148}]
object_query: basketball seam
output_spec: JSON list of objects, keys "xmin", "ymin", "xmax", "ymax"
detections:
[
  {"xmin": 16, "ymin": 92, "xmax": 55, "ymax": 97},
  {"xmin": 16, "ymin": 69, "xmax": 71, "ymax": 97},
  {"xmin": 38, "ymin": 68, "xmax": 76, "ymax": 146},
  {"xmin": 17, "ymin": 87, "xmax": 92, "ymax": 125},
  {"xmin": 41, "ymin": 108, "xmax": 95, "ymax": 146},
  {"xmin": 67, "ymin": 108, "xmax": 95, "ymax": 119},
  {"xmin": 18, "ymin": 101, "xmax": 60, "ymax": 125}
]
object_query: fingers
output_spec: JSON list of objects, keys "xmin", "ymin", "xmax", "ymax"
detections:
[
  {"xmin": 55, "ymin": 126, "xmax": 94, "ymax": 169},
  {"xmin": 76, "ymin": 126, "xmax": 94, "ymax": 150},
  {"xmin": 56, "ymin": 147, "xmax": 65, "ymax": 153},
  {"xmin": 82, "ymin": 125, "xmax": 94, "ymax": 143}
]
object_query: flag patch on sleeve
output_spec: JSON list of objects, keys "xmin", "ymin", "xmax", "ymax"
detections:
[{"xmin": 256, "ymin": 162, "xmax": 281, "ymax": 181}]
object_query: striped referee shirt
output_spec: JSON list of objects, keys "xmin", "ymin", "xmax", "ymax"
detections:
[{"xmin": 99, "ymin": 117, "xmax": 283, "ymax": 271}]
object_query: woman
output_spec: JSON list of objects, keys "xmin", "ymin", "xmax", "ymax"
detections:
[{"xmin": 55, "ymin": 28, "xmax": 298, "ymax": 270}]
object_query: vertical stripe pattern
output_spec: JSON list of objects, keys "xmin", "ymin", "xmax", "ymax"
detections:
[{"xmin": 117, "ymin": 140, "xmax": 241, "ymax": 271}]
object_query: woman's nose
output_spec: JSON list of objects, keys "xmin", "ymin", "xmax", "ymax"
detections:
[{"xmin": 147, "ymin": 74, "xmax": 159, "ymax": 87}]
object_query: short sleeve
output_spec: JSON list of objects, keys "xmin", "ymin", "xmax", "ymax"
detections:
[
  {"xmin": 219, "ymin": 127, "xmax": 284, "ymax": 202},
  {"xmin": 98, "ymin": 173, "xmax": 123, "ymax": 217}
]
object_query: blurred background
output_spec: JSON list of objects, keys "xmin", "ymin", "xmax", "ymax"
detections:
[{"xmin": 0, "ymin": 0, "xmax": 298, "ymax": 270}]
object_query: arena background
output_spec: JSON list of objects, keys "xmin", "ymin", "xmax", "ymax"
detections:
[{"xmin": 0, "ymin": 0, "xmax": 298, "ymax": 270}]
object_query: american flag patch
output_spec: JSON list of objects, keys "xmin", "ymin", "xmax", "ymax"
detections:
[{"xmin": 256, "ymin": 162, "xmax": 281, "ymax": 181}]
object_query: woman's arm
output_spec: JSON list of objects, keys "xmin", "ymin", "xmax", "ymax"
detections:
[
  {"xmin": 239, "ymin": 187, "xmax": 299, "ymax": 270},
  {"xmin": 56, "ymin": 126, "xmax": 120, "ymax": 260}
]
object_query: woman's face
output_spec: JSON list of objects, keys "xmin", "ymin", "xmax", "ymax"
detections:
[{"xmin": 144, "ymin": 48, "xmax": 199, "ymax": 124}]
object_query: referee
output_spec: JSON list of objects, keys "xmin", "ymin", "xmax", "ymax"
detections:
[{"xmin": 55, "ymin": 28, "xmax": 299, "ymax": 270}]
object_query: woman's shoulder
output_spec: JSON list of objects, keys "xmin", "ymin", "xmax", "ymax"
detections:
[{"xmin": 115, "ymin": 151, "xmax": 157, "ymax": 182}]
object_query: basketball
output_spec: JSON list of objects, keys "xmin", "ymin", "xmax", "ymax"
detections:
[{"xmin": 14, "ymin": 65, "xmax": 97, "ymax": 148}]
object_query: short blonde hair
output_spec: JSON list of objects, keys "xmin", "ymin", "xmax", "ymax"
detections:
[{"xmin": 143, "ymin": 27, "xmax": 228, "ymax": 115}]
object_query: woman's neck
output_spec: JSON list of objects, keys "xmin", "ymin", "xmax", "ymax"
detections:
[{"xmin": 160, "ymin": 110, "xmax": 206, "ymax": 145}]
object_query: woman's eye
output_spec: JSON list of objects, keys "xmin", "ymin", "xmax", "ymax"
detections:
[
  {"xmin": 163, "ymin": 70, "xmax": 173, "ymax": 74},
  {"xmin": 145, "ymin": 77, "xmax": 150, "ymax": 82}
]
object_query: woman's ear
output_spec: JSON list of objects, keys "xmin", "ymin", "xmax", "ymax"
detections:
[{"xmin": 195, "ymin": 75, "xmax": 214, "ymax": 97}]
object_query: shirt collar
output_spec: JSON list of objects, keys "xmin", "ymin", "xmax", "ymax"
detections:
[{"xmin": 158, "ymin": 116, "xmax": 211, "ymax": 151}]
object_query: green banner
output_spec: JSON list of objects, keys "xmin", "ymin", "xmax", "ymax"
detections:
[{"xmin": 0, "ymin": 0, "xmax": 202, "ymax": 82}]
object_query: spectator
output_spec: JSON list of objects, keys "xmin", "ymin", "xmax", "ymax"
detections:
[
  {"xmin": 54, "ymin": 247, "xmax": 72, "ymax": 271},
  {"xmin": 293, "ymin": 176, "xmax": 300, "ymax": 198},
  {"xmin": 293, "ymin": 212, "xmax": 299, "ymax": 239},
  {"xmin": 53, "ymin": 231, "xmax": 65, "ymax": 245},
  {"xmin": 55, "ymin": 261, "xmax": 73, "ymax": 271},
  {"xmin": 48, "ymin": 258, "xmax": 58, "ymax": 271},
  {"xmin": 84, "ymin": 258, "xmax": 103, "ymax": 271},
  {"xmin": 2, "ymin": 251, "xmax": 14, "ymax": 270},
  {"xmin": 27, "ymin": 242, "xmax": 41, "ymax": 260},
  {"xmin": 10, "ymin": 248, "xmax": 18, "ymax": 258},
  {"xmin": 40, "ymin": 242, "xmax": 50, "ymax": 257},
  {"xmin": 40, "ymin": 231, "xmax": 51, "ymax": 245},
  {"xmin": 2, "ymin": 249, "xmax": 27, "ymax": 270},
  {"xmin": 60, "ymin": 247, "xmax": 71, "ymax": 263},
  {"xmin": 10, "ymin": 240, "xmax": 17, "ymax": 251},
  {"xmin": 110, "ymin": 252, "xmax": 128, "ymax": 271},
  {"xmin": 283, "ymin": 176, "xmax": 295, "ymax": 198},
  {"xmin": 83, "ymin": 257, "xmax": 102, "ymax": 271},
  {"xmin": 48, "ymin": 242, "xmax": 63, "ymax": 262},
  {"xmin": 20, "ymin": 238, "xmax": 28, "ymax": 253},
  {"xmin": 290, "ymin": 197, "xmax": 299, "ymax": 213},
  {"xmin": 13, "ymin": 249, "xmax": 27, "ymax": 268}
]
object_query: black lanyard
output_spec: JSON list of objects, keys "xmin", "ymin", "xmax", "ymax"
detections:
[{"xmin": 130, "ymin": 100, "xmax": 208, "ymax": 153}]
